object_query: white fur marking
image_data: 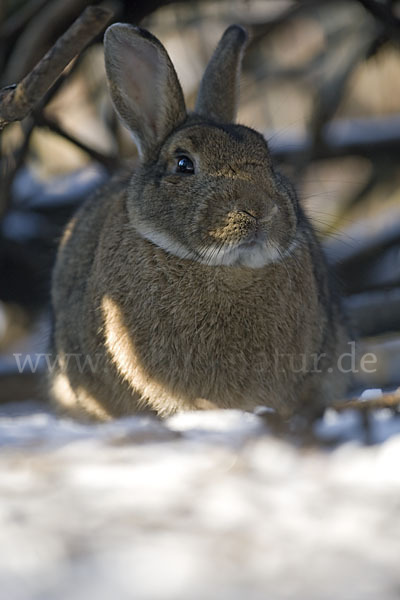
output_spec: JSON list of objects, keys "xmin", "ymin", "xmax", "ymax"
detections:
[
  {"xmin": 135, "ymin": 222, "xmax": 197, "ymax": 260},
  {"xmin": 135, "ymin": 220, "xmax": 295, "ymax": 269},
  {"xmin": 197, "ymin": 242, "xmax": 281, "ymax": 268}
]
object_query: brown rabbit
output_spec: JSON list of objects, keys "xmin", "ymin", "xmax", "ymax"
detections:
[{"xmin": 49, "ymin": 23, "xmax": 349, "ymax": 421}]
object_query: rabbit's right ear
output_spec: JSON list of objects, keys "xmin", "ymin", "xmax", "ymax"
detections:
[{"xmin": 104, "ymin": 24, "xmax": 187, "ymax": 160}]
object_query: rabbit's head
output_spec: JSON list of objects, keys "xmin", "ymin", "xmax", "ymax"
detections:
[{"xmin": 104, "ymin": 24, "xmax": 298, "ymax": 268}]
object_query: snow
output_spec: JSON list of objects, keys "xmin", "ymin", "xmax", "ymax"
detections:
[
  {"xmin": 1, "ymin": 400, "xmax": 400, "ymax": 600},
  {"xmin": 360, "ymin": 388, "xmax": 383, "ymax": 400}
]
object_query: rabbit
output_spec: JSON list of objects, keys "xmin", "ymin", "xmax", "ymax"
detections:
[{"xmin": 49, "ymin": 22, "xmax": 349, "ymax": 421}]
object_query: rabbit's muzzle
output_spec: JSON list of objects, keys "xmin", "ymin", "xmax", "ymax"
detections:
[
  {"xmin": 198, "ymin": 207, "xmax": 279, "ymax": 268},
  {"xmin": 209, "ymin": 209, "xmax": 268, "ymax": 247}
]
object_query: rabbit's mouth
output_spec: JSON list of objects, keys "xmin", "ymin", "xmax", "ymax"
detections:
[
  {"xmin": 195, "ymin": 237, "xmax": 281, "ymax": 268},
  {"xmin": 199, "ymin": 209, "xmax": 280, "ymax": 267},
  {"xmin": 238, "ymin": 228, "xmax": 267, "ymax": 250}
]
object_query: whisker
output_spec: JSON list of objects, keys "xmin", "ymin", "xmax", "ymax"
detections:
[{"xmin": 272, "ymin": 242, "xmax": 293, "ymax": 290}]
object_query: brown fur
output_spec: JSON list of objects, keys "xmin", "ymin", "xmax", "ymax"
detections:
[{"xmin": 49, "ymin": 24, "xmax": 348, "ymax": 421}]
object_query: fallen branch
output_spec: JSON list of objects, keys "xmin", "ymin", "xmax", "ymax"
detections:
[
  {"xmin": 333, "ymin": 389, "xmax": 400, "ymax": 412},
  {"xmin": 0, "ymin": 5, "xmax": 112, "ymax": 131}
]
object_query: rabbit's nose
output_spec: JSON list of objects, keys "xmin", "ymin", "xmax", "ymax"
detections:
[{"xmin": 239, "ymin": 209, "xmax": 258, "ymax": 221}]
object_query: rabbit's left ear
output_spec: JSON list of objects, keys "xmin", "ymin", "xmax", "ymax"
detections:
[{"xmin": 195, "ymin": 25, "xmax": 248, "ymax": 123}]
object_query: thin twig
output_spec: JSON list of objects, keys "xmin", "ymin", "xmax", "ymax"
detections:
[
  {"xmin": 0, "ymin": 119, "xmax": 36, "ymax": 218},
  {"xmin": 0, "ymin": 5, "xmax": 113, "ymax": 131},
  {"xmin": 34, "ymin": 112, "xmax": 119, "ymax": 171},
  {"xmin": 2, "ymin": 0, "xmax": 94, "ymax": 84},
  {"xmin": 0, "ymin": 52, "xmax": 92, "ymax": 218}
]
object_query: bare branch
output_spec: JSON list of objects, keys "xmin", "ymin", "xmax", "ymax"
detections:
[
  {"xmin": 0, "ymin": 5, "xmax": 113, "ymax": 131},
  {"xmin": 357, "ymin": 0, "xmax": 400, "ymax": 41}
]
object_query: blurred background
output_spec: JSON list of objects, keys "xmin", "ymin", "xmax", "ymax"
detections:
[{"xmin": 1, "ymin": 0, "xmax": 400, "ymax": 403}]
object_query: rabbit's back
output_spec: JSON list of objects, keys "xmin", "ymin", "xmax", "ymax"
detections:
[{"xmin": 50, "ymin": 179, "xmax": 135, "ymax": 420}]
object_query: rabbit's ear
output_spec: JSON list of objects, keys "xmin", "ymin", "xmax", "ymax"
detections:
[
  {"xmin": 195, "ymin": 25, "xmax": 248, "ymax": 123},
  {"xmin": 104, "ymin": 24, "xmax": 187, "ymax": 160}
]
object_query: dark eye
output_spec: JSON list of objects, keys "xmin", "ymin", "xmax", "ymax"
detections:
[{"xmin": 176, "ymin": 155, "xmax": 195, "ymax": 174}]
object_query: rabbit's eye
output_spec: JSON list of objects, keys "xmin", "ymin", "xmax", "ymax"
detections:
[{"xmin": 176, "ymin": 156, "xmax": 195, "ymax": 174}]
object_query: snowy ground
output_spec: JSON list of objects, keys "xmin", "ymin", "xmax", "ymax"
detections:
[{"xmin": 1, "ymin": 400, "xmax": 400, "ymax": 600}]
